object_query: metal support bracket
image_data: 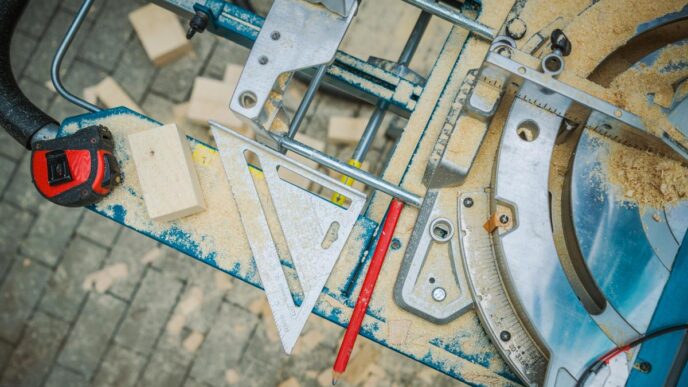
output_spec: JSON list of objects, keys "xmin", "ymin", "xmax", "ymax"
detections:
[{"xmin": 211, "ymin": 122, "xmax": 366, "ymax": 353}]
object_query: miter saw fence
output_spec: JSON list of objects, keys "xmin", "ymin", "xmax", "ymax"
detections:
[{"xmin": 0, "ymin": 0, "xmax": 686, "ymax": 386}]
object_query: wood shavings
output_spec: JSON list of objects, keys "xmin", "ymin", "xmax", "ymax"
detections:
[
  {"xmin": 82, "ymin": 263, "xmax": 128, "ymax": 293},
  {"xmin": 182, "ymin": 330, "xmax": 205, "ymax": 353}
]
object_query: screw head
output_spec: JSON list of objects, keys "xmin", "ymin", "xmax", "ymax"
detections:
[
  {"xmin": 636, "ymin": 361, "xmax": 652, "ymax": 373},
  {"xmin": 390, "ymin": 238, "xmax": 402, "ymax": 251},
  {"xmin": 258, "ymin": 56, "xmax": 268, "ymax": 65},
  {"xmin": 431, "ymin": 287, "xmax": 446, "ymax": 302},
  {"xmin": 500, "ymin": 330, "xmax": 511, "ymax": 342},
  {"xmin": 499, "ymin": 214, "xmax": 510, "ymax": 224},
  {"xmin": 463, "ymin": 197, "xmax": 474, "ymax": 208},
  {"xmin": 271, "ymin": 31, "xmax": 281, "ymax": 40}
]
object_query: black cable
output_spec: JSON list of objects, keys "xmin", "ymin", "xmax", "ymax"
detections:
[{"xmin": 576, "ymin": 324, "xmax": 688, "ymax": 387}]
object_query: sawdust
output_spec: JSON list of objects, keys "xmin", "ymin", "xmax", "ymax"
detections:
[
  {"xmin": 607, "ymin": 141, "xmax": 688, "ymax": 207},
  {"xmin": 82, "ymin": 263, "xmax": 128, "ymax": 293},
  {"xmin": 182, "ymin": 330, "xmax": 205, "ymax": 353},
  {"xmin": 224, "ymin": 369, "xmax": 241, "ymax": 385}
]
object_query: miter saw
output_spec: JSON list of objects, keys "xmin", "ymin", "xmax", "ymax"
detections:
[{"xmin": 0, "ymin": 0, "xmax": 687, "ymax": 386}]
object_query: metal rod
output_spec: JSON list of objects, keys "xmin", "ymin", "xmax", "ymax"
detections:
[
  {"xmin": 400, "ymin": 0, "xmax": 495, "ymax": 41},
  {"xmin": 351, "ymin": 11, "xmax": 431, "ymax": 162},
  {"xmin": 51, "ymin": 0, "xmax": 101, "ymax": 113},
  {"xmin": 287, "ymin": 64, "xmax": 328, "ymax": 139},
  {"xmin": 278, "ymin": 135, "xmax": 423, "ymax": 207}
]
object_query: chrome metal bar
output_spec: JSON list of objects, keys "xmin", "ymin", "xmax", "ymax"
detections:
[
  {"xmin": 278, "ymin": 135, "xmax": 423, "ymax": 207},
  {"xmin": 401, "ymin": 0, "xmax": 495, "ymax": 41},
  {"xmin": 351, "ymin": 11, "xmax": 431, "ymax": 162},
  {"xmin": 287, "ymin": 64, "xmax": 328, "ymax": 139},
  {"xmin": 51, "ymin": 0, "xmax": 101, "ymax": 113}
]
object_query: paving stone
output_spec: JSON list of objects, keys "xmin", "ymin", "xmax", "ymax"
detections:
[
  {"xmin": 58, "ymin": 293, "xmax": 126, "ymax": 377},
  {"xmin": 10, "ymin": 32, "xmax": 37, "ymax": 77},
  {"xmin": 39, "ymin": 237, "xmax": 108, "ymax": 321},
  {"xmin": 0, "ymin": 258, "xmax": 51, "ymax": 343},
  {"xmin": 115, "ymin": 269, "xmax": 182, "ymax": 354},
  {"xmin": 107, "ymin": 228, "xmax": 158, "ymax": 300},
  {"xmin": 3, "ymin": 153, "xmax": 44, "ymax": 212},
  {"xmin": 237, "ymin": 355, "xmax": 282, "ymax": 387},
  {"xmin": 151, "ymin": 34, "xmax": 215, "ymax": 102},
  {"xmin": 92, "ymin": 345, "xmax": 146, "ymax": 387},
  {"xmin": 47, "ymin": 59, "xmax": 107, "ymax": 122},
  {"xmin": 24, "ymin": 10, "xmax": 94, "ymax": 84},
  {"xmin": 0, "ymin": 340, "xmax": 12, "ymax": 375},
  {"xmin": 152, "ymin": 247, "xmax": 204, "ymax": 282},
  {"xmin": 189, "ymin": 302, "xmax": 258, "ymax": 386},
  {"xmin": 0, "ymin": 203, "xmax": 32, "ymax": 256},
  {"xmin": 19, "ymin": 201, "xmax": 83, "ymax": 267},
  {"xmin": 16, "ymin": 0, "xmax": 60, "ymax": 38},
  {"xmin": 183, "ymin": 378, "xmax": 212, "ymax": 387},
  {"xmin": 141, "ymin": 92, "xmax": 175, "ymax": 124},
  {"xmin": 0, "ymin": 157, "xmax": 17, "ymax": 195},
  {"xmin": 202, "ymin": 36, "xmax": 249, "ymax": 80},
  {"xmin": 0, "ymin": 312, "xmax": 70, "ymax": 387},
  {"xmin": 137, "ymin": 351, "xmax": 187, "ymax": 387},
  {"xmin": 112, "ymin": 37, "xmax": 157, "ymax": 103},
  {"xmin": 0, "ymin": 130, "xmax": 25, "ymax": 161},
  {"xmin": 78, "ymin": 0, "xmax": 139, "ymax": 73},
  {"xmin": 76, "ymin": 210, "xmax": 122, "ymax": 248},
  {"xmin": 18, "ymin": 77, "xmax": 55, "ymax": 115},
  {"xmin": 44, "ymin": 366, "xmax": 88, "ymax": 387}
]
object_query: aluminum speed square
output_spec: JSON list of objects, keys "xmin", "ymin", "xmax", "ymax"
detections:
[{"xmin": 211, "ymin": 122, "xmax": 366, "ymax": 353}]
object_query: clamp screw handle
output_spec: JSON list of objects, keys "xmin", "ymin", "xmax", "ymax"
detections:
[
  {"xmin": 550, "ymin": 28, "xmax": 572, "ymax": 56},
  {"xmin": 187, "ymin": 10, "xmax": 210, "ymax": 39}
]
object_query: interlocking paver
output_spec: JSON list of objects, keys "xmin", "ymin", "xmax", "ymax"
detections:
[
  {"xmin": 0, "ymin": 258, "xmax": 51, "ymax": 343},
  {"xmin": 44, "ymin": 366, "xmax": 88, "ymax": 387},
  {"xmin": 40, "ymin": 237, "xmax": 108, "ymax": 321},
  {"xmin": 137, "ymin": 351, "xmax": 188, "ymax": 387},
  {"xmin": 16, "ymin": 0, "xmax": 60, "ymax": 39},
  {"xmin": 47, "ymin": 59, "xmax": 107, "ymax": 122},
  {"xmin": 77, "ymin": 210, "xmax": 122, "ymax": 248},
  {"xmin": 92, "ymin": 344, "xmax": 146, "ymax": 387},
  {"xmin": 24, "ymin": 10, "xmax": 93, "ymax": 84},
  {"xmin": 150, "ymin": 34, "xmax": 215, "ymax": 102},
  {"xmin": 107, "ymin": 228, "xmax": 158, "ymax": 300},
  {"xmin": 0, "ymin": 340, "xmax": 11, "ymax": 375},
  {"xmin": 0, "ymin": 157, "xmax": 16, "ymax": 198},
  {"xmin": 0, "ymin": 312, "xmax": 70, "ymax": 387},
  {"xmin": 0, "ymin": 203, "xmax": 33, "ymax": 256},
  {"xmin": 19, "ymin": 201, "xmax": 83, "ymax": 267},
  {"xmin": 10, "ymin": 32, "xmax": 37, "ymax": 78},
  {"xmin": 189, "ymin": 302, "xmax": 258, "ymax": 386},
  {"xmin": 112, "ymin": 37, "xmax": 157, "ymax": 103},
  {"xmin": 115, "ymin": 269, "xmax": 183, "ymax": 354},
  {"xmin": 201, "ymin": 37, "xmax": 249, "ymax": 80},
  {"xmin": 0, "ymin": 130, "xmax": 24, "ymax": 161},
  {"xmin": 2, "ymin": 153, "xmax": 44, "ymax": 212},
  {"xmin": 79, "ymin": 0, "xmax": 140, "ymax": 73},
  {"xmin": 58, "ymin": 292, "xmax": 127, "ymax": 377}
]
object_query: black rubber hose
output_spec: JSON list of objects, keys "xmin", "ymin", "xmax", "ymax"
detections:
[{"xmin": 0, "ymin": 0, "xmax": 58, "ymax": 149}]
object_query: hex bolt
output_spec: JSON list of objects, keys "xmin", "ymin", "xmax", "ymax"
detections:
[
  {"xmin": 463, "ymin": 197, "xmax": 474, "ymax": 208},
  {"xmin": 500, "ymin": 330, "xmax": 511, "ymax": 342},
  {"xmin": 635, "ymin": 361, "xmax": 652, "ymax": 373},
  {"xmin": 499, "ymin": 214, "xmax": 510, "ymax": 224},
  {"xmin": 506, "ymin": 18, "xmax": 527, "ymax": 40},
  {"xmin": 432, "ymin": 287, "xmax": 446, "ymax": 302}
]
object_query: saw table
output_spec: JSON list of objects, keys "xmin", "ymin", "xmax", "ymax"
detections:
[{"xmin": 1, "ymin": 0, "xmax": 687, "ymax": 386}]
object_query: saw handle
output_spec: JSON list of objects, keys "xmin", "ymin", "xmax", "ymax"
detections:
[{"xmin": 0, "ymin": 0, "xmax": 58, "ymax": 149}]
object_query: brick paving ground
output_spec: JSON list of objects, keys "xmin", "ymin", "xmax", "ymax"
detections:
[{"xmin": 0, "ymin": 0, "xmax": 461, "ymax": 386}]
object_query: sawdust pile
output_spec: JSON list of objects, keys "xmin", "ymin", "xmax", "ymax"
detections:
[{"xmin": 607, "ymin": 142, "xmax": 688, "ymax": 207}]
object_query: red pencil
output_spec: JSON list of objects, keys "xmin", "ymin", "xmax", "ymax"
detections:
[{"xmin": 332, "ymin": 198, "xmax": 405, "ymax": 385}]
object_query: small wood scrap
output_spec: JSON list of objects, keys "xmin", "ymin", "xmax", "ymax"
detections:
[
  {"xmin": 278, "ymin": 377, "xmax": 301, "ymax": 387},
  {"xmin": 327, "ymin": 116, "xmax": 369, "ymax": 145},
  {"xmin": 340, "ymin": 340, "xmax": 382, "ymax": 386},
  {"xmin": 128, "ymin": 4, "xmax": 192, "ymax": 67},
  {"xmin": 83, "ymin": 77, "xmax": 144, "ymax": 114},
  {"xmin": 128, "ymin": 123, "xmax": 206, "ymax": 221},
  {"xmin": 187, "ymin": 64, "xmax": 247, "ymax": 131},
  {"xmin": 225, "ymin": 369, "xmax": 240, "ymax": 385},
  {"xmin": 82, "ymin": 263, "xmax": 128, "ymax": 293}
]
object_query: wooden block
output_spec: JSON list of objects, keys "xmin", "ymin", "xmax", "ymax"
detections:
[
  {"xmin": 128, "ymin": 124, "xmax": 205, "ymax": 221},
  {"xmin": 128, "ymin": 4, "xmax": 192, "ymax": 67},
  {"xmin": 83, "ymin": 86, "xmax": 98, "ymax": 105},
  {"xmin": 95, "ymin": 77, "xmax": 144, "ymax": 114},
  {"xmin": 223, "ymin": 64, "xmax": 243, "ymax": 85},
  {"xmin": 327, "ymin": 116, "xmax": 368, "ymax": 145},
  {"xmin": 187, "ymin": 77, "xmax": 244, "ymax": 129}
]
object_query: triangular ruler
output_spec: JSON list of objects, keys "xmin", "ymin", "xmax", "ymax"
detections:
[{"xmin": 211, "ymin": 123, "xmax": 366, "ymax": 353}]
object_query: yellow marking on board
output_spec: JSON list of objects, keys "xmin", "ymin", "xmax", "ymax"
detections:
[
  {"xmin": 331, "ymin": 159, "xmax": 362, "ymax": 205},
  {"xmin": 192, "ymin": 146, "xmax": 214, "ymax": 166}
]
